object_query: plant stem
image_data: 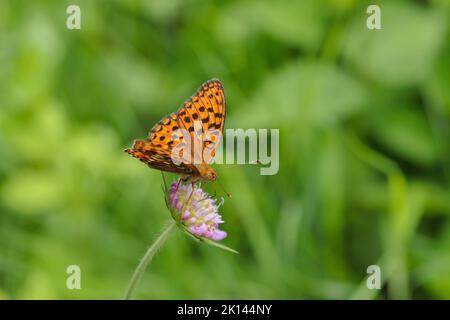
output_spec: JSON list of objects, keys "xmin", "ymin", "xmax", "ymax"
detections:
[{"xmin": 123, "ymin": 220, "xmax": 177, "ymax": 300}]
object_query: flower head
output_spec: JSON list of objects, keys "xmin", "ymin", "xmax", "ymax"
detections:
[{"xmin": 168, "ymin": 182, "xmax": 227, "ymax": 241}]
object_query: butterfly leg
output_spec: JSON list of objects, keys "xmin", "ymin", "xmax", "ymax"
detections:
[
  {"xmin": 174, "ymin": 178, "xmax": 182, "ymax": 193},
  {"xmin": 180, "ymin": 183, "xmax": 195, "ymax": 215}
]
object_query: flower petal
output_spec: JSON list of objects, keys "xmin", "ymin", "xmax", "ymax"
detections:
[
  {"xmin": 212, "ymin": 230, "xmax": 227, "ymax": 241},
  {"xmin": 168, "ymin": 181, "xmax": 228, "ymax": 241}
]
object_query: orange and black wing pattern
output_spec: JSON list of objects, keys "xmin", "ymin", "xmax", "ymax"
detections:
[{"xmin": 125, "ymin": 79, "xmax": 226, "ymax": 177}]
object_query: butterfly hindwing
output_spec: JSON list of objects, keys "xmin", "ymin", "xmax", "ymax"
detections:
[{"xmin": 126, "ymin": 139, "xmax": 194, "ymax": 175}]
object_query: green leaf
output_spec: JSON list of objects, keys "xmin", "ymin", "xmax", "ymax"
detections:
[
  {"xmin": 200, "ymin": 238, "xmax": 239, "ymax": 255},
  {"xmin": 371, "ymin": 104, "xmax": 438, "ymax": 166},
  {"xmin": 342, "ymin": 1, "xmax": 447, "ymax": 86},
  {"xmin": 179, "ymin": 226, "xmax": 238, "ymax": 254},
  {"xmin": 232, "ymin": 61, "xmax": 367, "ymax": 128},
  {"xmin": 217, "ymin": 0, "xmax": 328, "ymax": 52}
]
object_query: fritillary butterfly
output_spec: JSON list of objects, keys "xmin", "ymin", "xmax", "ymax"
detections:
[{"xmin": 125, "ymin": 79, "xmax": 226, "ymax": 183}]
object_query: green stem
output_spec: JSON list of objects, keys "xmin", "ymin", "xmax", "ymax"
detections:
[{"xmin": 123, "ymin": 221, "xmax": 177, "ymax": 300}]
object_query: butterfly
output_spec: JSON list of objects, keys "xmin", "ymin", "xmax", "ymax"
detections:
[{"xmin": 125, "ymin": 79, "xmax": 226, "ymax": 183}]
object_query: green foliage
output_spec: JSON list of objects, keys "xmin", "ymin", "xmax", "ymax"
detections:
[{"xmin": 0, "ymin": 0, "xmax": 449, "ymax": 299}]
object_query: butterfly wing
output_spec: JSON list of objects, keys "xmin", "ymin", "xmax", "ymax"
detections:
[
  {"xmin": 126, "ymin": 111, "xmax": 195, "ymax": 175},
  {"xmin": 126, "ymin": 139, "xmax": 196, "ymax": 176},
  {"xmin": 176, "ymin": 79, "xmax": 226, "ymax": 163},
  {"xmin": 126, "ymin": 79, "xmax": 226, "ymax": 178}
]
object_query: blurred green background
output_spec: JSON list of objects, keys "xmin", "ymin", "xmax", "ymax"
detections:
[{"xmin": 0, "ymin": 0, "xmax": 449, "ymax": 299}]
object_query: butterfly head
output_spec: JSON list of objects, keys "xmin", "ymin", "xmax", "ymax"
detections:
[
  {"xmin": 195, "ymin": 164, "xmax": 217, "ymax": 182},
  {"xmin": 203, "ymin": 167, "xmax": 217, "ymax": 182}
]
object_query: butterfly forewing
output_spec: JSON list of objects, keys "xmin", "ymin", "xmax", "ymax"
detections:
[
  {"xmin": 179, "ymin": 79, "xmax": 226, "ymax": 138},
  {"xmin": 177, "ymin": 79, "xmax": 226, "ymax": 163}
]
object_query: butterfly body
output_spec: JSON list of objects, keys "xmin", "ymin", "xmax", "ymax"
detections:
[{"xmin": 125, "ymin": 79, "xmax": 225, "ymax": 183}]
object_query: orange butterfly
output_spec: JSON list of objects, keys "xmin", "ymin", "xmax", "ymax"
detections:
[{"xmin": 125, "ymin": 79, "xmax": 226, "ymax": 183}]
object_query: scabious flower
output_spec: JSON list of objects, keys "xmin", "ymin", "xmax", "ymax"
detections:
[{"xmin": 168, "ymin": 182, "xmax": 227, "ymax": 241}]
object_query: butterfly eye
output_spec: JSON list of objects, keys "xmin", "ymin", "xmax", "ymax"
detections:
[{"xmin": 207, "ymin": 170, "xmax": 217, "ymax": 181}]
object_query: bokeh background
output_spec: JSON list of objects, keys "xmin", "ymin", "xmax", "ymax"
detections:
[{"xmin": 0, "ymin": 0, "xmax": 449, "ymax": 299}]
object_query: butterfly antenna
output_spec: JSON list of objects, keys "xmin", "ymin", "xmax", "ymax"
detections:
[
  {"xmin": 224, "ymin": 159, "xmax": 260, "ymax": 167},
  {"xmin": 217, "ymin": 179, "xmax": 232, "ymax": 198}
]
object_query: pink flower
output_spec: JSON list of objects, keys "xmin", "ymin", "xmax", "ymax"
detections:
[{"xmin": 168, "ymin": 182, "xmax": 227, "ymax": 241}]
